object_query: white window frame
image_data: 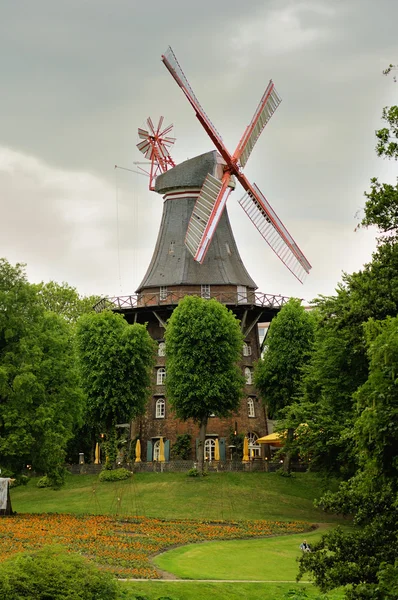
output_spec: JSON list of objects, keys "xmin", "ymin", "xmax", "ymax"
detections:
[
  {"xmin": 247, "ymin": 432, "xmax": 261, "ymax": 457},
  {"xmin": 248, "ymin": 398, "xmax": 255, "ymax": 418},
  {"xmin": 155, "ymin": 398, "xmax": 165, "ymax": 418},
  {"xmin": 158, "ymin": 341, "xmax": 166, "ymax": 357},
  {"xmin": 201, "ymin": 284, "xmax": 211, "ymax": 299},
  {"xmin": 243, "ymin": 342, "xmax": 252, "ymax": 357},
  {"xmin": 157, "ymin": 367, "xmax": 166, "ymax": 385},
  {"xmin": 153, "ymin": 439, "xmax": 160, "ymax": 461},
  {"xmin": 245, "ymin": 367, "xmax": 252, "ymax": 385},
  {"xmin": 237, "ymin": 285, "xmax": 247, "ymax": 304},
  {"xmin": 204, "ymin": 438, "xmax": 216, "ymax": 462},
  {"xmin": 159, "ymin": 286, "xmax": 168, "ymax": 301}
]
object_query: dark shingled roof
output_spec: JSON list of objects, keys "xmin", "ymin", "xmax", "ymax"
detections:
[{"xmin": 136, "ymin": 151, "xmax": 257, "ymax": 292}]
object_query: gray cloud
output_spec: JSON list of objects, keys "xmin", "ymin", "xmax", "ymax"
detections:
[{"xmin": 0, "ymin": 0, "xmax": 396, "ymax": 300}]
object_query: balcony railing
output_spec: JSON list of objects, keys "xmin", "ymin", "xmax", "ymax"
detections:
[{"xmin": 93, "ymin": 290, "xmax": 289, "ymax": 313}]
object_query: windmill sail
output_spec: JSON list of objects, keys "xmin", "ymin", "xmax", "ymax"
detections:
[
  {"xmin": 238, "ymin": 182, "xmax": 311, "ymax": 283},
  {"xmin": 162, "ymin": 47, "xmax": 231, "ymax": 164},
  {"xmin": 235, "ymin": 81, "xmax": 282, "ymax": 168},
  {"xmin": 185, "ymin": 173, "xmax": 232, "ymax": 263}
]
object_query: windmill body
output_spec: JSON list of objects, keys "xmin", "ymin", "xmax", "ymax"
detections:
[{"xmin": 96, "ymin": 47, "xmax": 311, "ymax": 465}]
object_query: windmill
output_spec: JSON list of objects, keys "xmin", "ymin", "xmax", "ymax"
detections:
[
  {"xmin": 158, "ymin": 46, "xmax": 311, "ymax": 283},
  {"xmin": 136, "ymin": 116, "xmax": 176, "ymax": 190}
]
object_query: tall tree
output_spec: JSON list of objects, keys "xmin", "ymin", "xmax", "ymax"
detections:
[
  {"xmin": 254, "ymin": 298, "xmax": 316, "ymax": 419},
  {"xmin": 0, "ymin": 259, "xmax": 84, "ymax": 484},
  {"xmin": 296, "ymin": 69, "xmax": 398, "ymax": 599},
  {"xmin": 35, "ymin": 281, "xmax": 100, "ymax": 323},
  {"xmin": 298, "ymin": 317, "xmax": 398, "ymax": 598},
  {"xmin": 75, "ymin": 310, "xmax": 155, "ymax": 465},
  {"xmin": 165, "ymin": 296, "xmax": 244, "ymax": 472}
]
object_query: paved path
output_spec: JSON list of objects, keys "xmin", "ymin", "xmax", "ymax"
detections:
[{"xmin": 120, "ymin": 579, "xmax": 310, "ymax": 583}]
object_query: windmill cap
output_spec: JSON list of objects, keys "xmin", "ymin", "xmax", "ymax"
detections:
[{"xmin": 155, "ymin": 150, "xmax": 220, "ymax": 194}]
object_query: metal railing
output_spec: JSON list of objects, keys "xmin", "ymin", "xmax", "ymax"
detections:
[{"xmin": 93, "ymin": 290, "xmax": 290, "ymax": 313}]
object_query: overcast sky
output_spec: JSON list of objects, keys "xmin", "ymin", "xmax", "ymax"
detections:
[{"xmin": 1, "ymin": 0, "xmax": 397, "ymax": 303}]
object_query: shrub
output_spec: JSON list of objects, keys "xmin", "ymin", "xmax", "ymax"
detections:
[
  {"xmin": 171, "ymin": 433, "xmax": 192, "ymax": 460},
  {"xmin": 36, "ymin": 476, "xmax": 52, "ymax": 488},
  {"xmin": 99, "ymin": 467, "xmax": 132, "ymax": 482},
  {"xmin": 187, "ymin": 467, "xmax": 200, "ymax": 477},
  {"xmin": 0, "ymin": 545, "xmax": 121, "ymax": 599},
  {"xmin": 9, "ymin": 475, "xmax": 29, "ymax": 488}
]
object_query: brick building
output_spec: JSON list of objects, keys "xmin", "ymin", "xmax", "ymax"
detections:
[{"xmin": 97, "ymin": 151, "xmax": 288, "ymax": 462}]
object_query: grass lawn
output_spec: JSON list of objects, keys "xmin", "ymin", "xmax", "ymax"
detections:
[
  {"xmin": 120, "ymin": 581, "xmax": 346, "ymax": 599},
  {"xmin": 153, "ymin": 527, "xmax": 331, "ymax": 580},
  {"xmin": 10, "ymin": 471, "xmax": 343, "ymax": 523}
]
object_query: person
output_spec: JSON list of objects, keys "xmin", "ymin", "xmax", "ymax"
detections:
[{"xmin": 300, "ymin": 540, "xmax": 311, "ymax": 552}]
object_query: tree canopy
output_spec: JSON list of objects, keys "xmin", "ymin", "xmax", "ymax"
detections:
[
  {"xmin": 0, "ymin": 259, "xmax": 84, "ymax": 483},
  {"xmin": 165, "ymin": 296, "xmax": 244, "ymax": 471},
  {"xmin": 254, "ymin": 298, "xmax": 316, "ymax": 420},
  {"xmin": 75, "ymin": 310, "xmax": 155, "ymax": 464},
  {"xmin": 295, "ymin": 68, "xmax": 398, "ymax": 599}
]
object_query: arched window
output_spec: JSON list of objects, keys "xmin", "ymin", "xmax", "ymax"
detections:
[
  {"xmin": 244, "ymin": 367, "xmax": 252, "ymax": 385},
  {"xmin": 243, "ymin": 342, "xmax": 252, "ymax": 356},
  {"xmin": 156, "ymin": 398, "xmax": 165, "ymax": 418},
  {"xmin": 247, "ymin": 432, "xmax": 261, "ymax": 457},
  {"xmin": 153, "ymin": 439, "xmax": 160, "ymax": 461},
  {"xmin": 248, "ymin": 398, "xmax": 255, "ymax": 418},
  {"xmin": 204, "ymin": 438, "xmax": 216, "ymax": 462},
  {"xmin": 157, "ymin": 367, "xmax": 166, "ymax": 385},
  {"xmin": 158, "ymin": 342, "xmax": 166, "ymax": 357}
]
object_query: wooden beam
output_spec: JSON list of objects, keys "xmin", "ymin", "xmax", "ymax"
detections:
[
  {"xmin": 240, "ymin": 310, "xmax": 248, "ymax": 332},
  {"xmin": 243, "ymin": 311, "xmax": 264, "ymax": 338},
  {"xmin": 153, "ymin": 311, "xmax": 167, "ymax": 328}
]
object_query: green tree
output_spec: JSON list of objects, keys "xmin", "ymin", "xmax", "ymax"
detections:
[
  {"xmin": 35, "ymin": 280, "xmax": 100, "ymax": 323},
  {"xmin": 0, "ymin": 545, "xmax": 121, "ymax": 599},
  {"xmin": 165, "ymin": 296, "xmax": 244, "ymax": 472},
  {"xmin": 0, "ymin": 259, "xmax": 84, "ymax": 484},
  {"xmin": 75, "ymin": 310, "xmax": 155, "ymax": 465},
  {"xmin": 254, "ymin": 299, "xmax": 316, "ymax": 419},
  {"xmin": 298, "ymin": 317, "xmax": 398, "ymax": 599},
  {"xmin": 296, "ymin": 70, "xmax": 398, "ymax": 599}
]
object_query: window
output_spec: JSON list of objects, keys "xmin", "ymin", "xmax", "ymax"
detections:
[
  {"xmin": 159, "ymin": 286, "xmax": 168, "ymax": 301},
  {"xmin": 157, "ymin": 367, "xmax": 166, "ymax": 385},
  {"xmin": 201, "ymin": 284, "xmax": 211, "ymax": 299},
  {"xmin": 244, "ymin": 367, "xmax": 252, "ymax": 385},
  {"xmin": 204, "ymin": 438, "xmax": 216, "ymax": 461},
  {"xmin": 237, "ymin": 285, "xmax": 247, "ymax": 304},
  {"xmin": 153, "ymin": 439, "xmax": 161, "ymax": 461},
  {"xmin": 248, "ymin": 398, "xmax": 255, "ymax": 418},
  {"xmin": 158, "ymin": 342, "xmax": 166, "ymax": 357},
  {"xmin": 243, "ymin": 342, "xmax": 252, "ymax": 356},
  {"xmin": 247, "ymin": 432, "xmax": 261, "ymax": 457},
  {"xmin": 155, "ymin": 398, "xmax": 165, "ymax": 418}
]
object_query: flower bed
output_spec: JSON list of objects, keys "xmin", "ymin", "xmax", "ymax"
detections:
[{"xmin": 0, "ymin": 514, "xmax": 311, "ymax": 579}]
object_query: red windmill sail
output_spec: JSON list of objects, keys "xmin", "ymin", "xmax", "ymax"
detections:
[{"xmin": 161, "ymin": 46, "xmax": 311, "ymax": 283}]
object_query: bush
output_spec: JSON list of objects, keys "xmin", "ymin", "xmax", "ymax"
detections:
[
  {"xmin": 99, "ymin": 467, "xmax": 132, "ymax": 482},
  {"xmin": 187, "ymin": 467, "xmax": 200, "ymax": 477},
  {"xmin": 10, "ymin": 475, "xmax": 29, "ymax": 488},
  {"xmin": 0, "ymin": 545, "xmax": 121, "ymax": 599},
  {"xmin": 171, "ymin": 434, "xmax": 192, "ymax": 460},
  {"xmin": 36, "ymin": 476, "xmax": 52, "ymax": 488}
]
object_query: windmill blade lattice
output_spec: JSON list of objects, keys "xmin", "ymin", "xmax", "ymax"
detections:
[
  {"xmin": 239, "ymin": 182, "xmax": 311, "ymax": 283},
  {"xmin": 235, "ymin": 81, "xmax": 282, "ymax": 168}
]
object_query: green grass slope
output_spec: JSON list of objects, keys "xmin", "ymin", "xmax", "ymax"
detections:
[{"xmin": 10, "ymin": 471, "xmax": 343, "ymax": 523}]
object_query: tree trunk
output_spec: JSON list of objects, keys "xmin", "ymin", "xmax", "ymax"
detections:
[
  {"xmin": 197, "ymin": 417, "xmax": 208, "ymax": 473},
  {"xmin": 283, "ymin": 427, "xmax": 295, "ymax": 474}
]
